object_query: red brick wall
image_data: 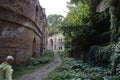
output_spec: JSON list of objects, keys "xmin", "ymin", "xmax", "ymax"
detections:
[{"xmin": 0, "ymin": 0, "xmax": 48, "ymax": 65}]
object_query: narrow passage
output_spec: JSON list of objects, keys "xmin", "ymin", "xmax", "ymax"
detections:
[{"xmin": 15, "ymin": 53, "xmax": 61, "ymax": 80}]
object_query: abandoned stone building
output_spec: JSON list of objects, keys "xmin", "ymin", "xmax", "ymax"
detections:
[
  {"xmin": 47, "ymin": 33, "xmax": 64, "ymax": 50},
  {"xmin": 0, "ymin": 0, "xmax": 48, "ymax": 65}
]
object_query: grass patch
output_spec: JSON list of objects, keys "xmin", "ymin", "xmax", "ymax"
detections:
[{"xmin": 13, "ymin": 50, "xmax": 54, "ymax": 79}]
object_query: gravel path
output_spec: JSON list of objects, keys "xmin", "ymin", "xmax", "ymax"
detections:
[{"xmin": 15, "ymin": 53, "xmax": 61, "ymax": 80}]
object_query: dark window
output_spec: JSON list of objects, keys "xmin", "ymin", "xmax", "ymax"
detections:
[{"xmin": 36, "ymin": 5, "xmax": 38, "ymax": 12}]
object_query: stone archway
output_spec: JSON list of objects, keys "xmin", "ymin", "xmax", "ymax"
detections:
[
  {"xmin": 50, "ymin": 39, "xmax": 53, "ymax": 50},
  {"xmin": 55, "ymin": 38, "xmax": 57, "ymax": 49},
  {"xmin": 58, "ymin": 38, "xmax": 61, "ymax": 50}
]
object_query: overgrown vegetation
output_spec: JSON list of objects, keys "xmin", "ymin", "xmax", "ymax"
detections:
[
  {"xmin": 61, "ymin": 0, "xmax": 92, "ymax": 59},
  {"xmin": 109, "ymin": 0, "xmax": 120, "ymax": 43},
  {"xmin": 13, "ymin": 50, "xmax": 54, "ymax": 79},
  {"xmin": 88, "ymin": 45, "xmax": 114, "ymax": 67},
  {"xmin": 108, "ymin": 0, "xmax": 120, "ymax": 75},
  {"xmin": 58, "ymin": 0, "xmax": 120, "ymax": 78},
  {"xmin": 61, "ymin": 0, "xmax": 110, "ymax": 60},
  {"xmin": 4, "ymin": 0, "xmax": 120, "ymax": 79},
  {"xmin": 27, "ymin": 0, "xmax": 120, "ymax": 79},
  {"xmin": 48, "ymin": 52, "xmax": 120, "ymax": 80}
]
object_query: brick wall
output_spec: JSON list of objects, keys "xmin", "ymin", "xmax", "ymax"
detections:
[{"xmin": 0, "ymin": 0, "xmax": 48, "ymax": 65}]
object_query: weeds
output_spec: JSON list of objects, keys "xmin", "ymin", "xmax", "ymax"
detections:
[{"xmin": 49, "ymin": 52, "xmax": 111, "ymax": 80}]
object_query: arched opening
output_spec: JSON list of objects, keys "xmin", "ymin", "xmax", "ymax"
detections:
[
  {"xmin": 32, "ymin": 38, "xmax": 36, "ymax": 58},
  {"xmin": 50, "ymin": 39, "xmax": 53, "ymax": 50},
  {"xmin": 55, "ymin": 45, "xmax": 56, "ymax": 50},
  {"xmin": 58, "ymin": 38, "xmax": 61, "ymax": 50},
  {"xmin": 55, "ymin": 38, "xmax": 56, "ymax": 49},
  {"xmin": 61, "ymin": 38, "xmax": 63, "ymax": 43},
  {"xmin": 58, "ymin": 38, "xmax": 61, "ymax": 43}
]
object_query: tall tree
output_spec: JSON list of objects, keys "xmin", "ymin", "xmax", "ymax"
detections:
[
  {"xmin": 61, "ymin": 0, "xmax": 93, "ymax": 59},
  {"xmin": 47, "ymin": 14, "xmax": 64, "ymax": 27},
  {"xmin": 47, "ymin": 14, "xmax": 64, "ymax": 35}
]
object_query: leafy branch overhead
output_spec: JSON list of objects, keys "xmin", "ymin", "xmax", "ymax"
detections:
[{"xmin": 47, "ymin": 14, "xmax": 64, "ymax": 35}]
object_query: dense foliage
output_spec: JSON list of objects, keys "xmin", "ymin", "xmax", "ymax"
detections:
[
  {"xmin": 60, "ymin": 0, "xmax": 120, "ymax": 77},
  {"xmin": 61, "ymin": 0, "xmax": 92, "ymax": 59},
  {"xmin": 46, "ymin": 0, "xmax": 120, "ymax": 79},
  {"xmin": 109, "ymin": 0, "xmax": 120, "ymax": 43},
  {"xmin": 61, "ymin": 0, "xmax": 110, "ymax": 60},
  {"xmin": 50, "ymin": 58, "xmax": 110, "ymax": 80},
  {"xmin": 49, "ymin": 52, "xmax": 120, "ymax": 80}
]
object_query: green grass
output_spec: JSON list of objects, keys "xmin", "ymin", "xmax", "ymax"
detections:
[{"xmin": 13, "ymin": 50, "xmax": 54, "ymax": 79}]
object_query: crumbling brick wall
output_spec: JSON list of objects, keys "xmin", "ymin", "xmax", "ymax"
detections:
[{"xmin": 0, "ymin": 0, "xmax": 48, "ymax": 65}]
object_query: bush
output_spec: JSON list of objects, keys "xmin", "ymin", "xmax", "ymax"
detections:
[
  {"xmin": 88, "ymin": 45, "xmax": 114, "ymax": 67},
  {"xmin": 112, "ymin": 76, "xmax": 120, "ymax": 80},
  {"xmin": 104, "ymin": 76, "xmax": 120, "ymax": 80},
  {"xmin": 32, "ymin": 57, "xmax": 51, "ymax": 65},
  {"xmin": 32, "ymin": 50, "xmax": 54, "ymax": 66},
  {"xmin": 54, "ymin": 50, "xmax": 65, "ymax": 57}
]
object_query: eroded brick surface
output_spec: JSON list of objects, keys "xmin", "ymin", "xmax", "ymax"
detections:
[{"xmin": 0, "ymin": 0, "xmax": 48, "ymax": 65}]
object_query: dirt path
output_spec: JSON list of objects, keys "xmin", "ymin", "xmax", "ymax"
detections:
[{"xmin": 15, "ymin": 53, "xmax": 61, "ymax": 80}]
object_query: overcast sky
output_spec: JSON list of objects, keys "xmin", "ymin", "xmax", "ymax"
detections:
[{"xmin": 39, "ymin": 0, "xmax": 70, "ymax": 17}]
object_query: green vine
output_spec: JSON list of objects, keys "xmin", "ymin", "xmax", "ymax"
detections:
[
  {"xmin": 109, "ymin": 0, "xmax": 120, "ymax": 43},
  {"xmin": 109, "ymin": 0, "xmax": 120, "ymax": 75}
]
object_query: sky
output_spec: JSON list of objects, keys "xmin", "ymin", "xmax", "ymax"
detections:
[{"xmin": 39, "ymin": 0, "xmax": 70, "ymax": 17}]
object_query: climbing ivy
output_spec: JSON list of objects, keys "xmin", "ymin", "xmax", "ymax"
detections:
[{"xmin": 109, "ymin": 0, "xmax": 120, "ymax": 43}]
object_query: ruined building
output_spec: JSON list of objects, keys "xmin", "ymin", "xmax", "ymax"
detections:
[
  {"xmin": 0, "ymin": 0, "xmax": 48, "ymax": 65},
  {"xmin": 48, "ymin": 33, "xmax": 64, "ymax": 50}
]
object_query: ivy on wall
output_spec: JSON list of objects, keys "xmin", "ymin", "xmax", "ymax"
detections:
[
  {"xmin": 109, "ymin": 0, "xmax": 120, "ymax": 43},
  {"xmin": 109, "ymin": 0, "xmax": 120, "ymax": 74}
]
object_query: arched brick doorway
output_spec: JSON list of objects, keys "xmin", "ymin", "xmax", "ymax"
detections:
[
  {"xmin": 50, "ymin": 39, "xmax": 53, "ymax": 50},
  {"xmin": 32, "ymin": 38, "xmax": 36, "ymax": 58}
]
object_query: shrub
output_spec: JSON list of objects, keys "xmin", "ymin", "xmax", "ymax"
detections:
[
  {"xmin": 49, "ymin": 57, "xmax": 110, "ymax": 80},
  {"xmin": 88, "ymin": 45, "xmax": 114, "ymax": 67}
]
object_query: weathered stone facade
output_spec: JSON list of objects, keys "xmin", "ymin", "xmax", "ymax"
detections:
[
  {"xmin": 0, "ymin": 0, "xmax": 48, "ymax": 65},
  {"xmin": 48, "ymin": 33, "xmax": 64, "ymax": 50}
]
